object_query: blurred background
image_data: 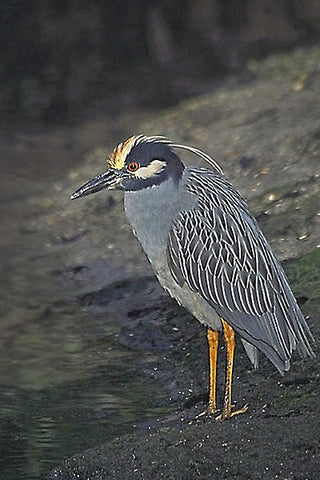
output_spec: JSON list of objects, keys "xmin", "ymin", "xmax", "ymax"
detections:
[
  {"xmin": 2, "ymin": 0, "xmax": 320, "ymax": 125},
  {"xmin": 1, "ymin": 2, "xmax": 320, "ymax": 480}
]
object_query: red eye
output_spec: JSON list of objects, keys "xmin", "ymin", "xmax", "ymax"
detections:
[{"xmin": 127, "ymin": 161, "xmax": 139, "ymax": 172}]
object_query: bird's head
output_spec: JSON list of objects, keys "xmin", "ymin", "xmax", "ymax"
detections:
[{"xmin": 71, "ymin": 135, "xmax": 222, "ymax": 199}]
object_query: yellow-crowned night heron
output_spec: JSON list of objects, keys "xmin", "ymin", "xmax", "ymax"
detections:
[{"xmin": 71, "ymin": 135, "xmax": 314, "ymax": 420}]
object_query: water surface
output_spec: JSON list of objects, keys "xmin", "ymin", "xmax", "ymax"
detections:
[{"xmin": 0, "ymin": 130, "xmax": 171, "ymax": 479}]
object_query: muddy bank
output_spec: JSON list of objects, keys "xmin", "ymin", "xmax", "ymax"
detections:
[
  {"xmin": 50, "ymin": 400, "xmax": 320, "ymax": 480},
  {"xmin": 50, "ymin": 253, "xmax": 320, "ymax": 480},
  {"xmin": 49, "ymin": 280, "xmax": 320, "ymax": 479},
  {"xmin": 1, "ymin": 44, "xmax": 319, "ymax": 479},
  {"xmin": 47, "ymin": 45, "xmax": 320, "ymax": 479}
]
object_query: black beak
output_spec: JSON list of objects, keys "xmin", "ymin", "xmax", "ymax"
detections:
[{"xmin": 70, "ymin": 169, "xmax": 119, "ymax": 199}]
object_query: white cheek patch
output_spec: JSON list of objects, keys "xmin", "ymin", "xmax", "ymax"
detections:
[{"xmin": 134, "ymin": 160, "xmax": 167, "ymax": 179}]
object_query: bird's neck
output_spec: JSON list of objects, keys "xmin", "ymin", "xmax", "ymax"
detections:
[{"xmin": 124, "ymin": 176, "xmax": 194, "ymax": 263}]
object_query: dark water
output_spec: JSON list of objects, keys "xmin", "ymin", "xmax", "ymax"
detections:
[
  {"xmin": 0, "ymin": 131, "xmax": 171, "ymax": 480},
  {"xmin": 0, "ymin": 251, "xmax": 170, "ymax": 480},
  {"xmin": 0, "ymin": 316, "xmax": 170, "ymax": 479},
  {"xmin": 0, "ymin": 357, "xmax": 168, "ymax": 479},
  {"xmin": 0, "ymin": 243, "xmax": 172, "ymax": 480}
]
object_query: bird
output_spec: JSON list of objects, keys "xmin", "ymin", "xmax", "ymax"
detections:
[{"xmin": 71, "ymin": 134, "xmax": 315, "ymax": 420}]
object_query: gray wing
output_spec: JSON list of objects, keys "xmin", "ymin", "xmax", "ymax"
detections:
[{"xmin": 167, "ymin": 168, "xmax": 314, "ymax": 374}]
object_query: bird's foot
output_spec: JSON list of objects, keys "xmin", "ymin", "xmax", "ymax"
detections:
[
  {"xmin": 195, "ymin": 403, "xmax": 248, "ymax": 420},
  {"xmin": 215, "ymin": 403, "xmax": 248, "ymax": 421},
  {"xmin": 195, "ymin": 403, "xmax": 219, "ymax": 419},
  {"xmin": 206, "ymin": 405, "xmax": 219, "ymax": 416}
]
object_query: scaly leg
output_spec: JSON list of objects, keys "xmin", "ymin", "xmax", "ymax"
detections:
[
  {"xmin": 217, "ymin": 318, "xmax": 248, "ymax": 420},
  {"xmin": 206, "ymin": 327, "xmax": 219, "ymax": 414}
]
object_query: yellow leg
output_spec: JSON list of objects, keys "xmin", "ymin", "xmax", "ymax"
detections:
[
  {"xmin": 217, "ymin": 318, "xmax": 248, "ymax": 421},
  {"xmin": 206, "ymin": 328, "xmax": 219, "ymax": 414}
]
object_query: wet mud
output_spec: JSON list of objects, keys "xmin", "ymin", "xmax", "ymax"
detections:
[{"xmin": 49, "ymin": 46, "xmax": 320, "ymax": 480}]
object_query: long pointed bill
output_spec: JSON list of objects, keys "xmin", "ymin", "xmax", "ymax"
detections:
[{"xmin": 70, "ymin": 170, "xmax": 120, "ymax": 199}]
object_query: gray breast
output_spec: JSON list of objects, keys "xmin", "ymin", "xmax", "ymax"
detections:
[
  {"xmin": 124, "ymin": 173, "xmax": 222, "ymax": 331},
  {"xmin": 124, "ymin": 177, "xmax": 185, "ymax": 261}
]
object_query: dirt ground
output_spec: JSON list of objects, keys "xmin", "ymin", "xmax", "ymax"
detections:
[
  {"xmin": 42, "ymin": 45, "xmax": 320, "ymax": 479},
  {"xmin": 49, "ymin": 270, "xmax": 319, "ymax": 480}
]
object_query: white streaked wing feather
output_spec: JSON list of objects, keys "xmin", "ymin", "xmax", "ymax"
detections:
[{"xmin": 166, "ymin": 167, "xmax": 314, "ymax": 371}]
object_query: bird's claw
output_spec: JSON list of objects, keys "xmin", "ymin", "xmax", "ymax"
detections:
[
  {"xmin": 195, "ymin": 406, "xmax": 219, "ymax": 419},
  {"xmin": 195, "ymin": 403, "xmax": 248, "ymax": 421},
  {"xmin": 215, "ymin": 403, "xmax": 248, "ymax": 421}
]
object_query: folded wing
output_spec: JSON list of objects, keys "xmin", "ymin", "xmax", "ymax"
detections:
[{"xmin": 167, "ymin": 168, "xmax": 314, "ymax": 374}]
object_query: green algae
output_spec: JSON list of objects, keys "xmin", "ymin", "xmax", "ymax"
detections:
[
  {"xmin": 246, "ymin": 45, "xmax": 320, "ymax": 81},
  {"xmin": 284, "ymin": 249, "xmax": 320, "ymax": 302}
]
